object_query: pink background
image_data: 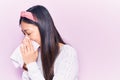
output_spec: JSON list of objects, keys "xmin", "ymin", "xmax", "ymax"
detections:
[{"xmin": 0, "ymin": 0, "xmax": 120, "ymax": 80}]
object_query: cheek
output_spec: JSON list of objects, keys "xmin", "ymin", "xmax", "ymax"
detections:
[
  {"xmin": 29, "ymin": 34, "xmax": 37, "ymax": 41},
  {"xmin": 36, "ymin": 33, "xmax": 41, "ymax": 43},
  {"xmin": 30, "ymin": 33, "xmax": 41, "ymax": 43}
]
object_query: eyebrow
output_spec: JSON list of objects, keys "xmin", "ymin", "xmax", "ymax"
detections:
[
  {"xmin": 21, "ymin": 29, "xmax": 28, "ymax": 34},
  {"xmin": 21, "ymin": 29, "xmax": 29, "ymax": 32}
]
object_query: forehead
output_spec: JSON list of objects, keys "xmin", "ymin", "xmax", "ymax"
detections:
[{"xmin": 20, "ymin": 21, "xmax": 37, "ymax": 30}]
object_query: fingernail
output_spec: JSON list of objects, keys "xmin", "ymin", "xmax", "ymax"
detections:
[{"xmin": 25, "ymin": 36, "xmax": 30, "ymax": 40}]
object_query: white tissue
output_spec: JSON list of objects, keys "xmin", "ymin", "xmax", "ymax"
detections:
[{"xmin": 10, "ymin": 40, "xmax": 40, "ymax": 68}]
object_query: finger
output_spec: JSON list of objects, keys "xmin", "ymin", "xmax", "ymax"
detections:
[
  {"xmin": 23, "ymin": 43, "xmax": 27, "ymax": 54},
  {"xmin": 27, "ymin": 38, "xmax": 31, "ymax": 51},
  {"xmin": 29, "ymin": 40, "xmax": 34, "ymax": 51},
  {"xmin": 35, "ymin": 50, "xmax": 39, "ymax": 59},
  {"xmin": 22, "ymin": 38, "xmax": 26, "ymax": 46},
  {"xmin": 35, "ymin": 49, "xmax": 38, "ymax": 54},
  {"xmin": 25, "ymin": 38, "xmax": 30, "ymax": 52},
  {"xmin": 20, "ymin": 44, "xmax": 25, "ymax": 56}
]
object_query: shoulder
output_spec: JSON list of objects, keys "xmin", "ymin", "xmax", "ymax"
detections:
[
  {"xmin": 59, "ymin": 44, "xmax": 77, "ymax": 57},
  {"xmin": 53, "ymin": 44, "xmax": 79, "ymax": 79},
  {"xmin": 54, "ymin": 44, "xmax": 79, "ymax": 73},
  {"xmin": 55, "ymin": 44, "xmax": 78, "ymax": 64}
]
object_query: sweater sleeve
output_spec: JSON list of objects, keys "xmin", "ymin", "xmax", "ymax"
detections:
[
  {"xmin": 23, "ymin": 46, "xmax": 79, "ymax": 80},
  {"xmin": 26, "ymin": 62, "xmax": 45, "ymax": 80}
]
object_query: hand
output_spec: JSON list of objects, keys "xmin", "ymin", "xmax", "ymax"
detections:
[{"xmin": 20, "ymin": 37, "xmax": 38, "ymax": 64}]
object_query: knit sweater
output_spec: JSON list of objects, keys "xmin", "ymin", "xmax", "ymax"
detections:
[{"xmin": 22, "ymin": 45, "xmax": 79, "ymax": 80}]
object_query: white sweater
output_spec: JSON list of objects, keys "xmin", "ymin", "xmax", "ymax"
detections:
[{"xmin": 22, "ymin": 45, "xmax": 79, "ymax": 80}]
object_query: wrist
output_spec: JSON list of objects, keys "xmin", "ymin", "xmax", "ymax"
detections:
[
  {"xmin": 25, "ymin": 60, "xmax": 36, "ymax": 65},
  {"xmin": 26, "ymin": 62, "xmax": 39, "ymax": 71},
  {"xmin": 23, "ymin": 63, "xmax": 28, "ymax": 71}
]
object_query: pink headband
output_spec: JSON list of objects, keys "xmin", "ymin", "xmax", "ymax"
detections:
[{"xmin": 20, "ymin": 11, "xmax": 36, "ymax": 22}]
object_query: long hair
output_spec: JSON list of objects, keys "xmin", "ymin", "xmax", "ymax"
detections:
[{"xmin": 19, "ymin": 5, "xmax": 65, "ymax": 80}]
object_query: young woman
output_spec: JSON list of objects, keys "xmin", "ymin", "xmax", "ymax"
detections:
[{"xmin": 19, "ymin": 5, "xmax": 79, "ymax": 80}]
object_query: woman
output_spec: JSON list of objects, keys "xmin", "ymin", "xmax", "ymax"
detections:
[{"xmin": 19, "ymin": 5, "xmax": 79, "ymax": 80}]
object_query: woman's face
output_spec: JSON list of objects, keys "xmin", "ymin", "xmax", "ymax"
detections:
[{"xmin": 21, "ymin": 21, "xmax": 41, "ymax": 45}]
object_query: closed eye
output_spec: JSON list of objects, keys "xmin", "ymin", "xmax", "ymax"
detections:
[
  {"xmin": 27, "ymin": 33, "xmax": 31, "ymax": 35},
  {"xmin": 21, "ymin": 30, "xmax": 25, "ymax": 35},
  {"xmin": 21, "ymin": 29, "xmax": 31, "ymax": 35}
]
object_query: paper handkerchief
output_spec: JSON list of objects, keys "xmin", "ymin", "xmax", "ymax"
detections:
[{"xmin": 10, "ymin": 40, "xmax": 40, "ymax": 68}]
